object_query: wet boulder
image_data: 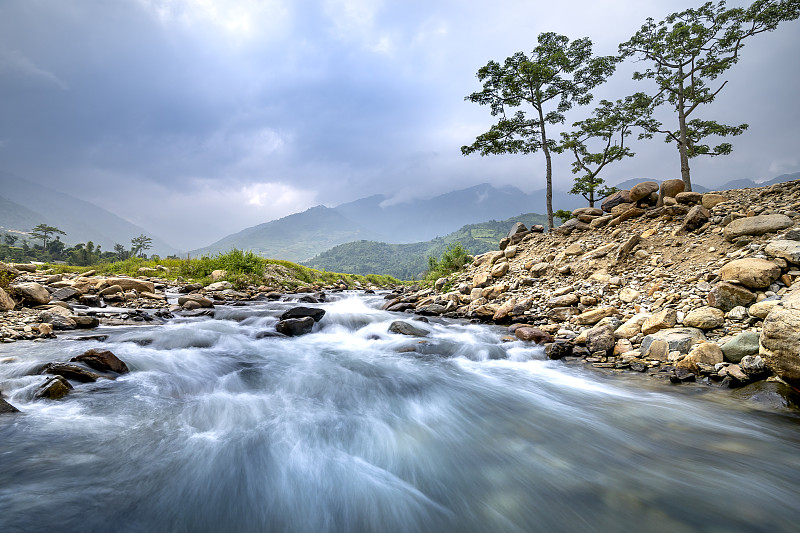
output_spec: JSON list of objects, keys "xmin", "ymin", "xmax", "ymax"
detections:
[
  {"xmin": 280, "ymin": 307, "xmax": 326, "ymax": 322},
  {"xmin": 35, "ymin": 376, "xmax": 73, "ymax": 400},
  {"xmin": 276, "ymin": 316, "xmax": 315, "ymax": 336},
  {"xmin": 71, "ymin": 349, "xmax": 129, "ymax": 374},
  {"xmin": 0, "ymin": 397, "xmax": 20, "ymax": 414},
  {"xmin": 178, "ymin": 294, "xmax": 214, "ymax": 308},
  {"xmin": 39, "ymin": 362, "xmax": 103, "ymax": 383},
  {"xmin": 389, "ymin": 320, "xmax": 429, "ymax": 337},
  {"xmin": 514, "ymin": 327, "xmax": 553, "ymax": 344}
]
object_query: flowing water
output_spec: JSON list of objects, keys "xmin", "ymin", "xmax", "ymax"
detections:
[{"xmin": 1, "ymin": 293, "xmax": 799, "ymax": 532}]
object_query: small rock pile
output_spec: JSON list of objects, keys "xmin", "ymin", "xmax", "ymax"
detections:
[{"xmin": 390, "ymin": 179, "xmax": 800, "ymax": 397}]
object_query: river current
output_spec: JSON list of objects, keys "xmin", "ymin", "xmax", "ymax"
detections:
[{"xmin": 1, "ymin": 293, "xmax": 799, "ymax": 532}]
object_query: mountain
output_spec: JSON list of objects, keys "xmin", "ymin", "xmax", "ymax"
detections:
[
  {"xmin": 0, "ymin": 171, "xmax": 178, "ymax": 256},
  {"xmin": 189, "ymin": 205, "xmax": 385, "ymax": 262},
  {"xmin": 303, "ymin": 212, "xmax": 549, "ymax": 279}
]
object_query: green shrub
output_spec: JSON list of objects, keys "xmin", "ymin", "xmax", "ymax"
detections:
[{"xmin": 425, "ymin": 242, "xmax": 470, "ymax": 283}]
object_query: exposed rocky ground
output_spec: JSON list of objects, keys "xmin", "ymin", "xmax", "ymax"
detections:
[{"xmin": 384, "ymin": 179, "xmax": 800, "ymax": 404}]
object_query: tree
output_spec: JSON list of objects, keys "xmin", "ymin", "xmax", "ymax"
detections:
[
  {"xmin": 3, "ymin": 234, "xmax": 18, "ymax": 246},
  {"xmin": 556, "ymin": 93, "xmax": 656, "ymax": 207},
  {"xmin": 130, "ymin": 234, "xmax": 153, "ymax": 258},
  {"xmin": 114, "ymin": 243, "xmax": 128, "ymax": 261},
  {"xmin": 462, "ymin": 32, "xmax": 618, "ymax": 230},
  {"xmin": 29, "ymin": 224, "xmax": 66, "ymax": 250},
  {"xmin": 619, "ymin": 0, "xmax": 800, "ymax": 191}
]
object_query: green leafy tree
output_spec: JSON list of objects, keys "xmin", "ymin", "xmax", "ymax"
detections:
[
  {"xmin": 462, "ymin": 32, "xmax": 618, "ymax": 230},
  {"xmin": 556, "ymin": 93, "xmax": 656, "ymax": 207},
  {"xmin": 619, "ymin": 0, "xmax": 800, "ymax": 191},
  {"xmin": 114, "ymin": 243, "xmax": 129, "ymax": 261},
  {"xmin": 3, "ymin": 234, "xmax": 18, "ymax": 246},
  {"xmin": 130, "ymin": 234, "xmax": 153, "ymax": 258},
  {"xmin": 553, "ymin": 209, "xmax": 574, "ymax": 223},
  {"xmin": 29, "ymin": 223, "xmax": 66, "ymax": 251}
]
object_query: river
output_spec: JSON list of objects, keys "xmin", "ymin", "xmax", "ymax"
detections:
[{"xmin": 1, "ymin": 293, "xmax": 799, "ymax": 532}]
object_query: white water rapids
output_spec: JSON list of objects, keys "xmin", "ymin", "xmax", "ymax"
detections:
[{"xmin": 1, "ymin": 293, "xmax": 799, "ymax": 532}]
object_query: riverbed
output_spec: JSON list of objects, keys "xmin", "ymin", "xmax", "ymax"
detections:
[{"xmin": 1, "ymin": 293, "xmax": 799, "ymax": 532}]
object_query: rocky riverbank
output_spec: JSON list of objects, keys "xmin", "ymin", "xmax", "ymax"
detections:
[{"xmin": 385, "ymin": 179, "xmax": 800, "ymax": 403}]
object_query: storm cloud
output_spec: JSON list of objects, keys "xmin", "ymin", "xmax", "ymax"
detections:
[{"xmin": 0, "ymin": 0, "xmax": 798, "ymax": 248}]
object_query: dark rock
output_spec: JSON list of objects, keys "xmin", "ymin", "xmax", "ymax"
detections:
[
  {"xmin": 585, "ymin": 325, "xmax": 616, "ymax": 354},
  {"xmin": 679, "ymin": 205, "xmax": 710, "ymax": 233},
  {"xmin": 507, "ymin": 222, "xmax": 529, "ymax": 239},
  {"xmin": 297, "ymin": 295, "xmax": 318, "ymax": 303},
  {"xmin": 730, "ymin": 381, "xmax": 800, "ymax": 410},
  {"xmin": 275, "ymin": 317, "xmax": 315, "ymax": 336},
  {"xmin": 707, "ymin": 282, "xmax": 756, "ymax": 312},
  {"xmin": 255, "ymin": 331, "xmax": 286, "ymax": 339},
  {"xmin": 388, "ymin": 320, "xmax": 429, "ymax": 337},
  {"xmin": 280, "ymin": 307, "xmax": 326, "ymax": 322},
  {"xmin": 179, "ymin": 283, "xmax": 204, "ymax": 293},
  {"xmin": 545, "ymin": 340, "xmax": 573, "ymax": 360},
  {"xmin": 71, "ymin": 349, "xmax": 129, "ymax": 374},
  {"xmin": 739, "ymin": 355, "xmax": 768, "ymax": 378},
  {"xmin": 72, "ymin": 316, "xmax": 100, "ymax": 329},
  {"xmin": 514, "ymin": 327, "xmax": 553, "ymax": 344},
  {"xmin": 0, "ymin": 398, "xmax": 20, "ymax": 414},
  {"xmin": 417, "ymin": 304, "xmax": 447, "ymax": 316},
  {"xmin": 35, "ymin": 376, "xmax": 73, "ymax": 400},
  {"xmin": 50, "ymin": 287, "xmax": 79, "ymax": 301},
  {"xmin": 670, "ymin": 368, "xmax": 696, "ymax": 384},
  {"xmin": 602, "ymin": 190, "xmax": 632, "ymax": 213},
  {"xmin": 79, "ymin": 294, "xmax": 102, "ymax": 307},
  {"xmin": 39, "ymin": 362, "xmax": 103, "ymax": 383}
]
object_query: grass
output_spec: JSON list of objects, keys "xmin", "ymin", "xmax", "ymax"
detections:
[{"xmin": 39, "ymin": 249, "xmax": 400, "ymax": 290}]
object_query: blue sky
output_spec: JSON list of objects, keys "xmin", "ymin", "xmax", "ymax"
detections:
[{"xmin": 0, "ymin": 0, "xmax": 798, "ymax": 248}]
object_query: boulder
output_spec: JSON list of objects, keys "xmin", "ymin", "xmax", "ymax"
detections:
[
  {"xmin": 0, "ymin": 398, "xmax": 19, "ymax": 414},
  {"xmin": 515, "ymin": 327, "xmax": 553, "ymax": 344},
  {"xmin": 0, "ymin": 287, "xmax": 15, "ymax": 311},
  {"xmin": 389, "ymin": 320, "xmax": 428, "ymax": 337},
  {"xmin": 210, "ymin": 269, "xmax": 227, "ymax": 281},
  {"xmin": 764, "ymin": 240, "xmax": 800, "ymax": 264},
  {"xmin": 206, "ymin": 281, "xmax": 233, "ymax": 291},
  {"xmin": 585, "ymin": 325, "xmax": 616, "ymax": 354},
  {"xmin": 50, "ymin": 287, "xmax": 79, "ymax": 301},
  {"xmin": 545, "ymin": 340, "xmax": 572, "ymax": 360},
  {"xmin": 547, "ymin": 293, "xmax": 579, "ymax": 308},
  {"xmin": 641, "ymin": 308, "xmax": 678, "ymax": 335},
  {"xmin": 503, "ymin": 245, "xmax": 518, "ymax": 259},
  {"xmin": 678, "ymin": 342, "xmax": 723, "ymax": 374},
  {"xmin": 178, "ymin": 294, "xmax": 214, "ymax": 308},
  {"xmin": 740, "ymin": 355, "xmax": 768, "ymax": 377},
  {"xmin": 675, "ymin": 191, "xmax": 703, "ymax": 205},
  {"xmin": 679, "ymin": 205, "xmax": 710, "ymax": 233},
  {"xmin": 101, "ymin": 278, "xmax": 155, "ymax": 293},
  {"xmin": 434, "ymin": 277, "xmax": 448, "ymax": 290},
  {"xmin": 618, "ymin": 288, "xmax": 640, "ymax": 303},
  {"xmin": 641, "ymin": 327, "xmax": 706, "ymax": 355},
  {"xmin": 707, "ymin": 282, "xmax": 756, "ymax": 312},
  {"xmin": 575, "ymin": 307, "xmax": 617, "ymax": 325},
  {"xmin": 748, "ymin": 299, "xmax": 780, "ymax": 319},
  {"xmin": 40, "ymin": 362, "xmax": 102, "ymax": 383},
  {"xmin": 659, "ymin": 179, "xmax": 685, "ymax": 204},
  {"xmin": 12, "ymin": 263, "xmax": 37, "ymax": 273},
  {"xmin": 682, "ymin": 307, "xmax": 725, "ymax": 329},
  {"xmin": 629, "ymin": 181, "xmax": 660, "ymax": 202},
  {"xmin": 507, "ymin": 222, "xmax": 529, "ymax": 239},
  {"xmin": 601, "ymin": 190, "xmax": 632, "ymax": 213},
  {"xmin": 280, "ymin": 307, "xmax": 326, "ymax": 322},
  {"xmin": 718, "ymin": 258, "xmax": 781, "ymax": 289},
  {"xmin": 759, "ymin": 292, "xmax": 800, "ymax": 387},
  {"xmin": 644, "ymin": 339, "xmax": 669, "ymax": 361},
  {"xmin": 72, "ymin": 316, "xmax": 100, "ymax": 329},
  {"xmin": 71, "ymin": 349, "xmax": 129, "ymax": 374},
  {"xmin": 572, "ymin": 207, "xmax": 602, "ymax": 217},
  {"xmin": 723, "ymin": 214, "xmax": 793, "ymax": 241},
  {"xmin": 701, "ymin": 193, "xmax": 728, "ymax": 209},
  {"xmin": 473, "ymin": 272, "xmax": 492, "ymax": 288},
  {"xmin": 614, "ymin": 313, "xmax": 650, "ymax": 339},
  {"xmin": 10, "ymin": 282, "xmax": 50, "ymax": 305},
  {"xmin": 35, "ymin": 376, "xmax": 73, "ymax": 400},
  {"xmin": 40, "ymin": 313, "xmax": 77, "ymax": 330},
  {"xmin": 548, "ymin": 307, "xmax": 580, "ymax": 322},
  {"xmin": 491, "ymin": 262, "xmax": 509, "ymax": 278},
  {"xmin": 276, "ymin": 317, "xmax": 315, "ymax": 336},
  {"xmin": 99, "ymin": 285, "xmax": 123, "ymax": 296},
  {"xmin": 418, "ymin": 304, "xmax": 447, "ymax": 316}
]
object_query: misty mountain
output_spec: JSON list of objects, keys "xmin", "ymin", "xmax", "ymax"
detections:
[
  {"xmin": 189, "ymin": 205, "xmax": 385, "ymax": 263},
  {"xmin": 0, "ymin": 171, "xmax": 178, "ymax": 256}
]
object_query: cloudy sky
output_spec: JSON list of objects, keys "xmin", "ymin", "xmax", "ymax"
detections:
[{"xmin": 0, "ymin": 0, "xmax": 798, "ymax": 249}]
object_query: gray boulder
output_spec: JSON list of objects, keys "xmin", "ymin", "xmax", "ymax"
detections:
[
  {"xmin": 641, "ymin": 327, "xmax": 706, "ymax": 355},
  {"xmin": 276, "ymin": 317, "xmax": 315, "ymax": 336},
  {"xmin": 721, "ymin": 331, "xmax": 760, "ymax": 363},
  {"xmin": 389, "ymin": 320, "xmax": 429, "ymax": 337},
  {"xmin": 724, "ymin": 214, "xmax": 793, "ymax": 241},
  {"xmin": 10, "ymin": 282, "xmax": 50, "ymax": 305}
]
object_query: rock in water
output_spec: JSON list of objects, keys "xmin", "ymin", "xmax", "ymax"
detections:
[
  {"xmin": 276, "ymin": 317, "xmax": 315, "ymax": 336},
  {"xmin": 0, "ymin": 398, "xmax": 20, "ymax": 414},
  {"xmin": 514, "ymin": 327, "xmax": 553, "ymax": 344},
  {"xmin": 39, "ymin": 363, "xmax": 103, "ymax": 383},
  {"xmin": 35, "ymin": 376, "xmax": 73, "ymax": 400},
  {"xmin": 388, "ymin": 321, "xmax": 429, "ymax": 337},
  {"xmin": 72, "ymin": 349, "xmax": 130, "ymax": 374},
  {"xmin": 280, "ymin": 307, "xmax": 326, "ymax": 322}
]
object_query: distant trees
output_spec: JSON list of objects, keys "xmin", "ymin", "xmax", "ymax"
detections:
[
  {"xmin": 130, "ymin": 234, "xmax": 153, "ymax": 258},
  {"xmin": 619, "ymin": 0, "xmax": 800, "ymax": 191},
  {"xmin": 29, "ymin": 224, "xmax": 66, "ymax": 250},
  {"xmin": 462, "ymin": 32, "xmax": 617, "ymax": 230}
]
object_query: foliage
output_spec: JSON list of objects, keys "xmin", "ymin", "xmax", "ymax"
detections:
[
  {"xmin": 553, "ymin": 209, "xmax": 575, "ymax": 223},
  {"xmin": 29, "ymin": 223, "xmax": 66, "ymax": 250},
  {"xmin": 130, "ymin": 234, "xmax": 153, "ymax": 258},
  {"xmin": 462, "ymin": 32, "xmax": 618, "ymax": 229},
  {"xmin": 425, "ymin": 243, "xmax": 471, "ymax": 283},
  {"xmin": 556, "ymin": 94, "xmax": 655, "ymax": 207},
  {"xmin": 619, "ymin": 0, "xmax": 800, "ymax": 190}
]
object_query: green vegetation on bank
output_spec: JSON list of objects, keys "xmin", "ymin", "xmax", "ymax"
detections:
[
  {"xmin": 32, "ymin": 249, "xmax": 399, "ymax": 290},
  {"xmin": 303, "ymin": 212, "xmax": 548, "ymax": 279},
  {"xmin": 424, "ymin": 243, "xmax": 471, "ymax": 285}
]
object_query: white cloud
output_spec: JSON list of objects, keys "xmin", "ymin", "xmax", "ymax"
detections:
[{"xmin": 0, "ymin": 49, "xmax": 68, "ymax": 90}]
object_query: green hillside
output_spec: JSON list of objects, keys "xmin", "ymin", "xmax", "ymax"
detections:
[{"xmin": 303, "ymin": 212, "xmax": 548, "ymax": 279}]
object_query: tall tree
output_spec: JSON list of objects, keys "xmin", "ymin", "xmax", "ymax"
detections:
[
  {"xmin": 29, "ymin": 224, "xmax": 66, "ymax": 250},
  {"xmin": 556, "ymin": 93, "xmax": 657, "ymax": 207},
  {"xmin": 619, "ymin": 0, "xmax": 800, "ymax": 191},
  {"xmin": 462, "ymin": 32, "xmax": 617, "ymax": 230},
  {"xmin": 130, "ymin": 234, "xmax": 153, "ymax": 258}
]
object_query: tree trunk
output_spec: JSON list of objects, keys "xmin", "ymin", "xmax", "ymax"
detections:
[
  {"xmin": 677, "ymin": 72, "xmax": 692, "ymax": 192},
  {"xmin": 538, "ymin": 107, "xmax": 554, "ymax": 230}
]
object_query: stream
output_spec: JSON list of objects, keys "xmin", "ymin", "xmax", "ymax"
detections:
[{"xmin": 1, "ymin": 293, "xmax": 799, "ymax": 532}]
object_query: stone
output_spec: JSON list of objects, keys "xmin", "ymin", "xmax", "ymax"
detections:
[
  {"xmin": 700, "ymin": 193, "xmax": 727, "ymax": 209},
  {"xmin": 0, "ymin": 287, "xmax": 15, "ymax": 311},
  {"xmin": 515, "ymin": 327, "xmax": 553, "ymax": 344},
  {"xmin": 38, "ymin": 323, "xmax": 53, "ymax": 335},
  {"xmin": 206, "ymin": 281, "xmax": 233, "ymax": 291},
  {"xmin": 507, "ymin": 222, "xmax": 528, "ymax": 239},
  {"xmin": 101, "ymin": 278, "xmax": 155, "ymax": 293},
  {"xmin": 389, "ymin": 320, "xmax": 428, "ymax": 337},
  {"xmin": 504, "ymin": 245, "xmax": 518, "ymax": 259},
  {"xmin": 748, "ymin": 299, "xmax": 780, "ymax": 319},
  {"xmin": 759, "ymin": 302, "xmax": 800, "ymax": 388},
  {"xmin": 482, "ymin": 284, "xmax": 509, "ymax": 300},
  {"xmin": 35, "ymin": 376, "xmax": 73, "ymax": 400},
  {"xmin": 765, "ymin": 240, "xmax": 800, "ymax": 264},
  {"xmin": 548, "ymin": 307, "xmax": 580, "ymax": 322},
  {"xmin": 740, "ymin": 355, "xmax": 768, "ymax": 377},
  {"xmin": 547, "ymin": 293, "xmax": 579, "ymax": 308},
  {"xmin": 614, "ymin": 313, "xmax": 650, "ymax": 339},
  {"xmin": 719, "ymin": 258, "xmax": 781, "ymax": 289},
  {"xmin": 276, "ymin": 316, "xmax": 315, "ymax": 336},
  {"xmin": 707, "ymin": 282, "xmax": 756, "ymax": 312},
  {"xmin": 725, "ymin": 306, "xmax": 748, "ymax": 321},
  {"xmin": 564, "ymin": 243, "xmax": 583, "ymax": 256},
  {"xmin": 723, "ymin": 214, "xmax": 793, "ymax": 241},
  {"xmin": 659, "ymin": 179, "xmax": 685, "ymax": 203},
  {"xmin": 629, "ymin": 181, "xmax": 660, "ymax": 202},
  {"xmin": 644, "ymin": 339, "xmax": 669, "ymax": 361},
  {"xmin": 50, "ymin": 287, "xmax": 78, "ymax": 301},
  {"xmin": 585, "ymin": 325, "xmax": 616, "ymax": 354},
  {"xmin": 641, "ymin": 327, "xmax": 706, "ymax": 355},
  {"xmin": 280, "ymin": 307, "xmax": 326, "ymax": 322},
  {"xmin": 491, "ymin": 262, "xmax": 510, "ymax": 278},
  {"xmin": 492, "ymin": 299, "xmax": 516, "ymax": 321},
  {"xmin": 0, "ymin": 398, "xmax": 19, "ymax": 414},
  {"xmin": 10, "ymin": 282, "xmax": 50, "ymax": 305},
  {"xmin": 618, "ymin": 288, "xmax": 640, "ymax": 303},
  {"xmin": 434, "ymin": 277, "xmax": 449, "ymax": 291},
  {"xmin": 601, "ymin": 190, "xmax": 632, "ymax": 213},
  {"xmin": 575, "ymin": 307, "xmax": 618, "ymax": 325},
  {"xmin": 72, "ymin": 316, "xmax": 100, "ymax": 329},
  {"xmin": 641, "ymin": 308, "xmax": 678, "ymax": 335},
  {"xmin": 573, "ymin": 207, "xmax": 603, "ymax": 217},
  {"xmin": 211, "ymin": 269, "xmax": 227, "ymax": 281},
  {"xmin": 178, "ymin": 294, "xmax": 214, "ymax": 308},
  {"xmin": 418, "ymin": 304, "xmax": 447, "ymax": 316},
  {"xmin": 72, "ymin": 349, "xmax": 130, "ymax": 374},
  {"xmin": 40, "ymin": 362, "xmax": 103, "ymax": 382},
  {"xmin": 679, "ymin": 205, "xmax": 710, "ymax": 233},
  {"xmin": 529, "ymin": 263, "xmax": 550, "ymax": 277},
  {"xmin": 99, "ymin": 285, "xmax": 123, "ymax": 296},
  {"xmin": 682, "ymin": 306, "xmax": 725, "ymax": 329},
  {"xmin": 545, "ymin": 340, "xmax": 572, "ymax": 359},
  {"xmin": 675, "ymin": 191, "xmax": 702, "ymax": 204},
  {"xmin": 678, "ymin": 342, "xmax": 724, "ymax": 374},
  {"xmin": 40, "ymin": 313, "xmax": 77, "ymax": 330},
  {"xmin": 473, "ymin": 272, "xmax": 492, "ymax": 288}
]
